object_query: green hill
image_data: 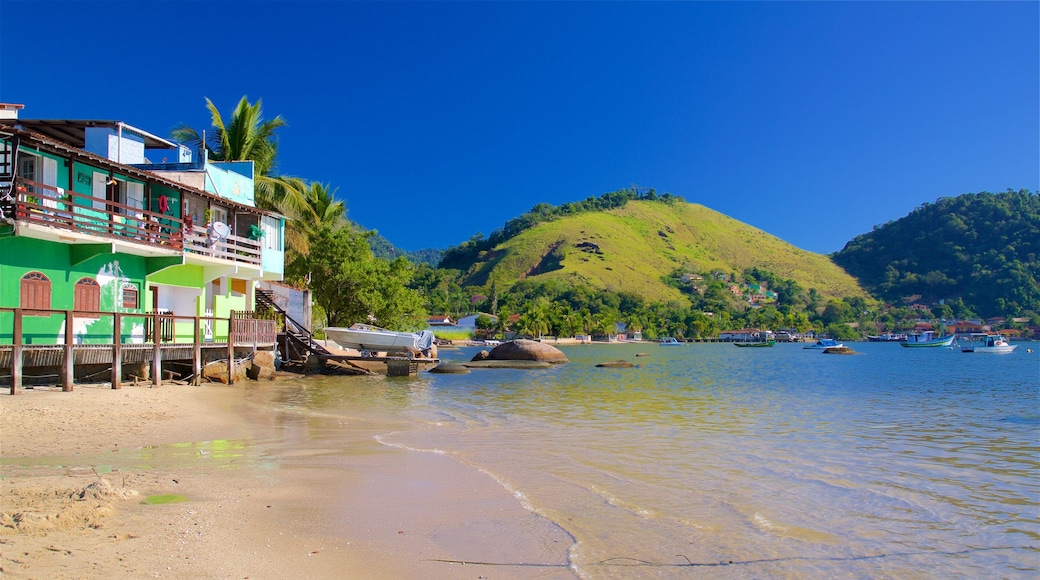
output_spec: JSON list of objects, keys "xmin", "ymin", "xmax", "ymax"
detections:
[
  {"xmin": 457, "ymin": 199, "xmax": 868, "ymax": 305},
  {"xmin": 832, "ymin": 189, "xmax": 1039, "ymax": 317}
]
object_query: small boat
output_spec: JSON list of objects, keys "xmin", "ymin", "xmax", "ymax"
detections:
[
  {"xmin": 659, "ymin": 337, "xmax": 682, "ymax": 346},
  {"xmin": 804, "ymin": 338, "xmax": 843, "ymax": 350},
  {"xmin": 961, "ymin": 333, "xmax": 1017, "ymax": 354},
  {"xmin": 900, "ymin": 330, "xmax": 956, "ymax": 348},
  {"xmin": 867, "ymin": 333, "xmax": 908, "ymax": 342},
  {"xmin": 734, "ymin": 340, "xmax": 776, "ymax": 348},
  {"xmin": 323, "ymin": 323, "xmax": 436, "ymax": 357}
]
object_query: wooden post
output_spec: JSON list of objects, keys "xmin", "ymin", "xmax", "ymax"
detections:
[
  {"xmin": 192, "ymin": 315, "xmax": 201, "ymax": 386},
  {"xmin": 227, "ymin": 311, "xmax": 235, "ymax": 385},
  {"xmin": 111, "ymin": 312, "xmax": 122, "ymax": 389},
  {"xmin": 152, "ymin": 311, "xmax": 161, "ymax": 387},
  {"xmin": 62, "ymin": 310, "xmax": 74, "ymax": 391},
  {"xmin": 10, "ymin": 309, "xmax": 23, "ymax": 394}
]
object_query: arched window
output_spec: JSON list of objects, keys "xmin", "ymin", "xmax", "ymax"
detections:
[
  {"xmin": 121, "ymin": 283, "xmax": 139, "ymax": 309},
  {"xmin": 74, "ymin": 277, "xmax": 100, "ymax": 312},
  {"xmin": 20, "ymin": 271, "xmax": 51, "ymax": 311}
]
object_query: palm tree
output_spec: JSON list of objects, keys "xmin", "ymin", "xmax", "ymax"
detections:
[
  {"xmin": 281, "ymin": 178, "xmax": 348, "ymax": 256},
  {"xmin": 171, "ymin": 96, "xmax": 309, "ymax": 222}
]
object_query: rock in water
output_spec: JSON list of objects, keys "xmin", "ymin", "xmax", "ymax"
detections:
[
  {"xmin": 429, "ymin": 362, "xmax": 471, "ymax": 374},
  {"xmin": 485, "ymin": 339, "xmax": 569, "ymax": 364},
  {"xmin": 596, "ymin": 360, "xmax": 635, "ymax": 368}
]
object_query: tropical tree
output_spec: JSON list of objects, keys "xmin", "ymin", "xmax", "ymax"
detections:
[
  {"xmin": 282, "ymin": 178, "xmax": 347, "ymax": 257},
  {"xmin": 286, "ymin": 225, "xmax": 426, "ymax": 330},
  {"xmin": 172, "ymin": 96, "xmax": 311, "ymax": 235}
]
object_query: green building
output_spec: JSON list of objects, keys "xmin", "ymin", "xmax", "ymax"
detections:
[{"xmin": 0, "ymin": 108, "xmax": 285, "ymax": 348}]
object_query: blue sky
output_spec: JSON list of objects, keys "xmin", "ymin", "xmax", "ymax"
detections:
[{"xmin": 2, "ymin": 1, "xmax": 1037, "ymax": 254}]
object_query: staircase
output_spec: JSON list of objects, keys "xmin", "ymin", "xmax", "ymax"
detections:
[{"xmin": 255, "ymin": 287, "xmax": 332, "ymax": 361}]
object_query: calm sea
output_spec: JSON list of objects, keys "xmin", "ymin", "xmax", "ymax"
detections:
[{"xmin": 274, "ymin": 341, "xmax": 1040, "ymax": 578}]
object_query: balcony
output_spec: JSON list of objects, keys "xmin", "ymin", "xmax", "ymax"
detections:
[{"xmin": 2, "ymin": 177, "xmax": 261, "ymax": 266}]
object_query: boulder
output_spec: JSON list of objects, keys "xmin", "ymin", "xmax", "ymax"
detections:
[
  {"xmin": 463, "ymin": 360, "xmax": 552, "ymax": 369},
  {"xmin": 202, "ymin": 360, "xmax": 250, "ymax": 384},
  {"xmin": 596, "ymin": 360, "xmax": 636, "ymax": 368},
  {"xmin": 248, "ymin": 350, "xmax": 277, "ymax": 380},
  {"xmin": 470, "ymin": 350, "xmax": 491, "ymax": 361},
  {"xmin": 823, "ymin": 346, "xmax": 857, "ymax": 355},
  {"xmin": 429, "ymin": 362, "xmax": 471, "ymax": 374},
  {"xmin": 483, "ymin": 340, "xmax": 569, "ymax": 364}
]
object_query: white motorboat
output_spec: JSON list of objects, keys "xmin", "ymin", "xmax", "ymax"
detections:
[
  {"xmin": 961, "ymin": 333, "xmax": 1017, "ymax": 354},
  {"xmin": 804, "ymin": 338, "xmax": 843, "ymax": 350},
  {"xmin": 323, "ymin": 324, "xmax": 435, "ymax": 356}
]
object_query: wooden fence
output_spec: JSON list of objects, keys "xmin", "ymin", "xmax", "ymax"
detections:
[{"xmin": 0, "ymin": 307, "xmax": 276, "ymax": 394}]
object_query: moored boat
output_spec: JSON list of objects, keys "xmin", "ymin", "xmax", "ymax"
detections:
[
  {"xmin": 323, "ymin": 323, "xmax": 436, "ymax": 357},
  {"xmin": 900, "ymin": 330, "xmax": 956, "ymax": 348},
  {"xmin": 734, "ymin": 340, "xmax": 776, "ymax": 347},
  {"xmin": 659, "ymin": 337, "xmax": 682, "ymax": 346},
  {"xmin": 867, "ymin": 333, "xmax": 909, "ymax": 342},
  {"xmin": 804, "ymin": 338, "xmax": 843, "ymax": 350},
  {"xmin": 961, "ymin": 333, "xmax": 1017, "ymax": 354}
]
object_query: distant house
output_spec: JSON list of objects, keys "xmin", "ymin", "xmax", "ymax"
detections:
[
  {"xmin": 427, "ymin": 315, "xmax": 455, "ymax": 326},
  {"xmin": 951, "ymin": 321, "xmax": 983, "ymax": 334},
  {"xmin": 720, "ymin": 328, "xmax": 770, "ymax": 342}
]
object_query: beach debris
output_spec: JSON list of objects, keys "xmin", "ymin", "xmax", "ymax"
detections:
[
  {"xmin": 596, "ymin": 360, "xmax": 637, "ymax": 368},
  {"xmin": 476, "ymin": 339, "xmax": 569, "ymax": 364}
]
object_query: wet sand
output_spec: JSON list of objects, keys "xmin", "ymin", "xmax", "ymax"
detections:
[{"xmin": 0, "ymin": 383, "xmax": 574, "ymax": 579}]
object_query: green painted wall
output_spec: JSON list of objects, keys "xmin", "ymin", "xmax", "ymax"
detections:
[{"xmin": 0, "ymin": 237, "xmax": 149, "ymax": 344}]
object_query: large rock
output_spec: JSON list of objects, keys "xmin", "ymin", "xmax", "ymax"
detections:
[
  {"xmin": 202, "ymin": 360, "xmax": 249, "ymax": 384},
  {"xmin": 247, "ymin": 350, "xmax": 277, "ymax": 380},
  {"xmin": 429, "ymin": 362, "xmax": 471, "ymax": 374},
  {"xmin": 480, "ymin": 339, "xmax": 569, "ymax": 364}
]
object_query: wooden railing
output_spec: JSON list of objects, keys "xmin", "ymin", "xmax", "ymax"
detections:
[
  {"xmin": 0, "ymin": 307, "xmax": 277, "ymax": 393},
  {"xmin": 2, "ymin": 177, "xmax": 261, "ymax": 266}
]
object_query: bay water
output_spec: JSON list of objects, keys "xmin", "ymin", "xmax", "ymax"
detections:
[{"xmin": 268, "ymin": 341, "xmax": 1039, "ymax": 578}]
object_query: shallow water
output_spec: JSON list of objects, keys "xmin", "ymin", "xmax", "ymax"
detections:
[{"xmin": 265, "ymin": 342, "xmax": 1038, "ymax": 578}]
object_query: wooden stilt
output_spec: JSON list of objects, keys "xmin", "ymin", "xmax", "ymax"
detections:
[
  {"xmin": 62, "ymin": 310, "xmax": 74, "ymax": 391},
  {"xmin": 192, "ymin": 315, "xmax": 202, "ymax": 386},
  {"xmin": 111, "ymin": 312, "xmax": 122, "ymax": 389},
  {"xmin": 152, "ymin": 311, "xmax": 161, "ymax": 387},
  {"xmin": 10, "ymin": 309, "xmax": 23, "ymax": 394}
]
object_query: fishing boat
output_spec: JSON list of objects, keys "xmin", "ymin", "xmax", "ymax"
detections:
[
  {"xmin": 961, "ymin": 333, "xmax": 1017, "ymax": 354},
  {"xmin": 659, "ymin": 337, "xmax": 682, "ymax": 346},
  {"xmin": 323, "ymin": 323, "xmax": 436, "ymax": 357},
  {"xmin": 867, "ymin": 333, "xmax": 908, "ymax": 342},
  {"xmin": 899, "ymin": 330, "xmax": 956, "ymax": 348},
  {"xmin": 804, "ymin": 338, "xmax": 843, "ymax": 350},
  {"xmin": 734, "ymin": 340, "xmax": 776, "ymax": 348}
]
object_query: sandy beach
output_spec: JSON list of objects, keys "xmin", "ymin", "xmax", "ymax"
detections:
[{"xmin": 0, "ymin": 381, "xmax": 574, "ymax": 579}]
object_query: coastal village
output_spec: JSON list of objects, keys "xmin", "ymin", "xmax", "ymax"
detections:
[{"xmin": 0, "ymin": 102, "xmax": 1036, "ymax": 393}]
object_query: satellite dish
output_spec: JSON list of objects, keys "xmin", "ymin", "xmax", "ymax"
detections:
[{"xmin": 210, "ymin": 221, "xmax": 231, "ymax": 238}]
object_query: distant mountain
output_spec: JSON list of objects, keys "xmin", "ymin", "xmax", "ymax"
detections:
[
  {"xmin": 832, "ymin": 189, "xmax": 1039, "ymax": 318},
  {"xmin": 366, "ymin": 230, "xmax": 444, "ymax": 267},
  {"xmin": 446, "ymin": 198, "xmax": 868, "ymax": 306}
]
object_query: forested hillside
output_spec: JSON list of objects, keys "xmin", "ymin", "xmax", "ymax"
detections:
[
  {"xmin": 832, "ymin": 189, "xmax": 1039, "ymax": 318},
  {"xmin": 443, "ymin": 193, "xmax": 867, "ymax": 306}
]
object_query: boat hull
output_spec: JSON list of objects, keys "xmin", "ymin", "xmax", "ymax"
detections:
[
  {"xmin": 735, "ymin": 341, "xmax": 775, "ymax": 347},
  {"xmin": 900, "ymin": 335, "xmax": 956, "ymax": 348},
  {"xmin": 324, "ymin": 325, "xmax": 433, "ymax": 353},
  {"xmin": 962, "ymin": 345, "xmax": 1017, "ymax": 353}
]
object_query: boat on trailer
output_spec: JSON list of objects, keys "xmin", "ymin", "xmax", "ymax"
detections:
[{"xmin": 323, "ymin": 324, "xmax": 436, "ymax": 357}]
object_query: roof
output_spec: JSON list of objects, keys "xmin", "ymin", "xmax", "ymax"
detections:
[{"xmin": 14, "ymin": 119, "xmax": 179, "ymax": 150}]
